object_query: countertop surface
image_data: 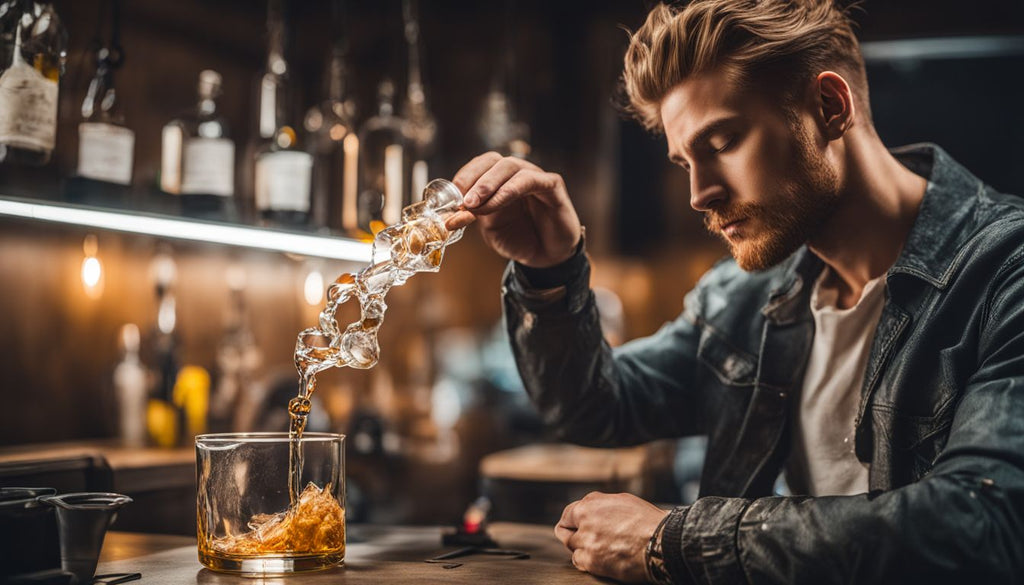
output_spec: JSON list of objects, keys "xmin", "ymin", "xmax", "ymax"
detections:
[
  {"xmin": 0, "ymin": 441, "xmax": 194, "ymax": 470},
  {"xmin": 98, "ymin": 522, "xmax": 603, "ymax": 584}
]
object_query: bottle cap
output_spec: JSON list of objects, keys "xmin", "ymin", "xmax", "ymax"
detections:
[{"xmin": 198, "ymin": 70, "xmax": 223, "ymax": 98}]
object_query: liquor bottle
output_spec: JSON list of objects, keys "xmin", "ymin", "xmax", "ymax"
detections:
[
  {"xmin": 68, "ymin": 1, "xmax": 134, "ymax": 207},
  {"xmin": 161, "ymin": 70, "xmax": 237, "ymax": 221},
  {"xmin": 401, "ymin": 0, "xmax": 437, "ymax": 204},
  {"xmin": 304, "ymin": 0, "xmax": 356, "ymax": 233},
  {"xmin": 144, "ymin": 252, "xmax": 183, "ymax": 448},
  {"xmin": 478, "ymin": 0, "xmax": 530, "ymax": 158},
  {"xmin": 113, "ymin": 323, "xmax": 147, "ymax": 447},
  {"xmin": 209, "ymin": 265, "xmax": 262, "ymax": 433},
  {"xmin": 253, "ymin": 0, "xmax": 313, "ymax": 229},
  {"xmin": 0, "ymin": 0, "xmax": 67, "ymax": 165},
  {"xmin": 357, "ymin": 79, "xmax": 409, "ymax": 235},
  {"xmin": 76, "ymin": 47, "xmax": 134, "ymax": 188}
]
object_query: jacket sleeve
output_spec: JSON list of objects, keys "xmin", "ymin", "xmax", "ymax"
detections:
[
  {"xmin": 659, "ymin": 258, "xmax": 1024, "ymax": 585},
  {"xmin": 502, "ymin": 251, "xmax": 706, "ymax": 446}
]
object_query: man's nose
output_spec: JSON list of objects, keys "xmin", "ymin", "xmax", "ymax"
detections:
[{"xmin": 689, "ymin": 164, "xmax": 727, "ymax": 211}]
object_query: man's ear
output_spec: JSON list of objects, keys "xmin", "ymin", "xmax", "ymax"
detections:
[{"xmin": 815, "ymin": 71, "xmax": 855, "ymax": 139}]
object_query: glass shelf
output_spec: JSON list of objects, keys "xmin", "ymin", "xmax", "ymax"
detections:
[{"xmin": 0, "ymin": 195, "xmax": 373, "ymax": 262}]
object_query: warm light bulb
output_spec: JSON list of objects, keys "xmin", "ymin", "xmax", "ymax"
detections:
[
  {"xmin": 82, "ymin": 256, "xmax": 102, "ymax": 289},
  {"xmin": 304, "ymin": 270, "xmax": 324, "ymax": 306},
  {"xmin": 81, "ymin": 234, "xmax": 103, "ymax": 299}
]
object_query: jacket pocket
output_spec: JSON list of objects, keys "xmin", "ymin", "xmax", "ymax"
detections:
[
  {"xmin": 875, "ymin": 404, "xmax": 954, "ymax": 482},
  {"xmin": 697, "ymin": 327, "xmax": 757, "ymax": 387}
]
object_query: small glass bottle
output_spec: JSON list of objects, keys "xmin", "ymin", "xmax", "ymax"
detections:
[
  {"xmin": 358, "ymin": 79, "xmax": 409, "ymax": 236},
  {"xmin": 253, "ymin": 0, "xmax": 313, "ymax": 229},
  {"xmin": 113, "ymin": 323, "xmax": 147, "ymax": 447},
  {"xmin": 0, "ymin": 0, "xmax": 67, "ymax": 166},
  {"xmin": 161, "ymin": 70, "xmax": 237, "ymax": 221},
  {"xmin": 304, "ymin": 0, "xmax": 356, "ymax": 233}
]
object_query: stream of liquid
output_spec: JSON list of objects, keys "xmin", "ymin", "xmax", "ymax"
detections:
[{"xmin": 211, "ymin": 179, "xmax": 465, "ymax": 557}]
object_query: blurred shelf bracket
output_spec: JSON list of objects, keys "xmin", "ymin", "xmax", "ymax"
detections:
[{"xmin": 0, "ymin": 195, "xmax": 373, "ymax": 262}]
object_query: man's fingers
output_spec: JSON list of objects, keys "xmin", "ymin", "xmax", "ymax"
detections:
[
  {"xmin": 452, "ymin": 151, "xmax": 503, "ymax": 196},
  {"xmin": 471, "ymin": 169, "xmax": 565, "ymax": 215},
  {"xmin": 444, "ymin": 210, "xmax": 476, "ymax": 231},
  {"xmin": 555, "ymin": 500, "xmax": 585, "ymax": 544},
  {"xmin": 463, "ymin": 157, "xmax": 526, "ymax": 208},
  {"xmin": 558, "ymin": 500, "xmax": 580, "ymax": 532},
  {"xmin": 571, "ymin": 548, "xmax": 589, "ymax": 572},
  {"xmin": 554, "ymin": 522, "xmax": 575, "ymax": 547}
]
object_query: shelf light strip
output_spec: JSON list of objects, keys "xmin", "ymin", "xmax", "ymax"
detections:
[{"xmin": 0, "ymin": 198, "xmax": 372, "ymax": 262}]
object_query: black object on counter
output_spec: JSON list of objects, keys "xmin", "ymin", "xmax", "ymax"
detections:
[
  {"xmin": 0, "ymin": 487, "xmax": 61, "ymax": 578},
  {"xmin": 38, "ymin": 492, "xmax": 133, "ymax": 585}
]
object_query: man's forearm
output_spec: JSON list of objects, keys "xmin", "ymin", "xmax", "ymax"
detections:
[
  {"xmin": 501, "ymin": 243, "xmax": 629, "ymax": 445},
  {"xmin": 663, "ymin": 458, "xmax": 1024, "ymax": 584}
]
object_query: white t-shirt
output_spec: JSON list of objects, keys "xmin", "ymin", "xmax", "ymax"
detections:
[{"xmin": 785, "ymin": 266, "xmax": 886, "ymax": 496}]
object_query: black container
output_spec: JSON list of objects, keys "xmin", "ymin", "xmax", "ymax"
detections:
[{"xmin": 0, "ymin": 487, "xmax": 62, "ymax": 577}]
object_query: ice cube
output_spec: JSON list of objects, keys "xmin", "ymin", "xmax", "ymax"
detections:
[{"xmin": 340, "ymin": 327, "xmax": 379, "ymax": 369}]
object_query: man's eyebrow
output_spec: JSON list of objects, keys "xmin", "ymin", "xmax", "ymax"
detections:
[
  {"xmin": 685, "ymin": 116, "xmax": 739, "ymax": 154},
  {"xmin": 669, "ymin": 116, "xmax": 741, "ymax": 164}
]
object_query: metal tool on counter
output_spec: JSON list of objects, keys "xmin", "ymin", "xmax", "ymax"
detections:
[{"xmin": 426, "ymin": 496, "xmax": 530, "ymax": 569}]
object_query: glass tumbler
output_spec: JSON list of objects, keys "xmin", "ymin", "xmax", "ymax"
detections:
[{"xmin": 196, "ymin": 432, "xmax": 346, "ymax": 575}]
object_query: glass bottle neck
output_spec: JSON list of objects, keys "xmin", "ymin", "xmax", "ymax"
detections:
[
  {"xmin": 326, "ymin": 46, "xmax": 347, "ymax": 104},
  {"xmin": 265, "ymin": 0, "xmax": 289, "ymax": 76},
  {"xmin": 82, "ymin": 63, "xmax": 121, "ymax": 122},
  {"xmin": 198, "ymin": 96, "xmax": 217, "ymax": 116}
]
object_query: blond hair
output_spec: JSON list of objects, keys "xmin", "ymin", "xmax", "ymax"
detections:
[{"xmin": 622, "ymin": 0, "xmax": 870, "ymax": 132}]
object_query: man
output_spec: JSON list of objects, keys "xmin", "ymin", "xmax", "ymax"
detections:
[{"xmin": 445, "ymin": 1, "xmax": 1024, "ymax": 583}]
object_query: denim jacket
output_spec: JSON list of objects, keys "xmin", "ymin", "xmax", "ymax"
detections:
[{"xmin": 502, "ymin": 144, "xmax": 1024, "ymax": 584}]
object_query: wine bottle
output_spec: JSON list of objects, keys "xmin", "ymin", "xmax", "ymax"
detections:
[
  {"xmin": 401, "ymin": 0, "xmax": 438, "ymax": 204},
  {"xmin": 0, "ymin": 0, "xmax": 67, "ymax": 166},
  {"xmin": 69, "ymin": 1, "xmax": 134, "ymax": 207},
  {"xmin": 253, "ymin": 0, "xmax": 313, "ymax": 229},
  {"xmin": 304, "ymin": 0, "xmax": 356, "ymax": 233},
  {"xmin": 161, "ymin": 70, "xmax": 238, "ymax": 221},
  {"xmin": 357, "ymin": 79, "xmax": 408, "ymax": 235}
]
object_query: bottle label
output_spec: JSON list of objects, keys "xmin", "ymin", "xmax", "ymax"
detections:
[
  {"xmin": 160, "ymin": 125, "xmax": 183, "ymax": 193},
  {"xmin": 182, "ymin": 138, "xmax": 235, "ymax": 196},
  {"xmin": 78, "ymin": 123, "xmax": 135, "ymax": 185},
  {"xmin": 255, "ymin": 150, "xmax": 313, "ymax": 212},
  {"xmin": 0, "ymin": 61, "xmax": 59, "ymax": 152}
]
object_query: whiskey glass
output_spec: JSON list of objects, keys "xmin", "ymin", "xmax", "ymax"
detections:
[{"xmin": 195, "ymin": 432, "xmax": 345, "ymax": 575}]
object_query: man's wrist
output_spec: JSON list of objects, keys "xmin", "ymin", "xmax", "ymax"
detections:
[
  {"xmin": 514, "ymin": 228, "xmax": 586, "ymax": 290},
  {"xmin": 660, "ymin": 506, "xmax": 691, "ymax": 584},
  {"xmin": 644, "ymin": 509, "xmax": 675, "ymax": 585}
]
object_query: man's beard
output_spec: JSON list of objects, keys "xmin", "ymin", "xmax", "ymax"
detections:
[{"xmin": 705, "ymin": 128, "xmax": 840, "ymax": 271}]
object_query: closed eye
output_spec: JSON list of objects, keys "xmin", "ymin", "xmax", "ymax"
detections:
[{"xmin": 709, "ymin": 134, "xmax": 735, "ymax": 154}]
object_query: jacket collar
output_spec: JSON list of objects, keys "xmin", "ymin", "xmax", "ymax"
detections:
[
  {"xmin": 886, "ymin": 143, "xmax": 986, "ymax": 289},
  {"xmin": 762, "ymin": 143, "xmax": 983, "ymax": 321}
]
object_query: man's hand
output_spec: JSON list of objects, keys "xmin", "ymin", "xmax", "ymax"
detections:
[
  {"xmin": 554, "ymin": 492, "xmax": 670, "ymax": 583},
  {"xmin": 446, "ymin": 152, "xmax": 583, "ymax": 268}
]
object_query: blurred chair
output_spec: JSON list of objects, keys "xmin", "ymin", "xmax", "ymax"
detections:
[{"xmin": 479, "ymin": 442, "xmax": 674, "ymax": 525}]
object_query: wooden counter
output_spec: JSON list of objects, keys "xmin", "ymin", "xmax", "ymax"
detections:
[
  {"xmin": 98, "ymin": 523, "xmax": 601, "ymax": 584},
  {"xmin": 0, "ymin": 441, "xmax": 196, "ymax": 534}
]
